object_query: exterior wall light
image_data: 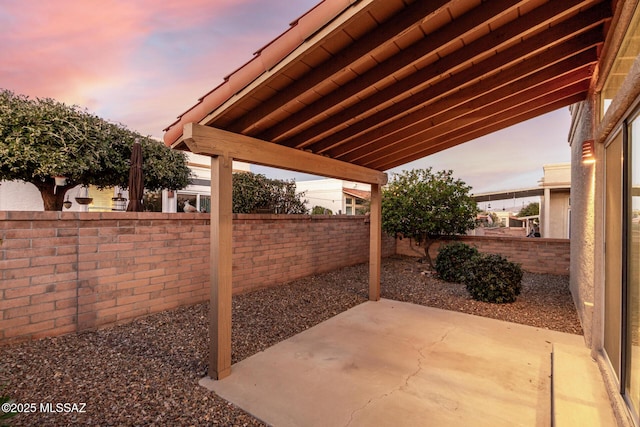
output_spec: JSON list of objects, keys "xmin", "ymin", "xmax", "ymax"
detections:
[{"xmin": 582, "ymin": 140, "xmax": 595, "ymax": 164}]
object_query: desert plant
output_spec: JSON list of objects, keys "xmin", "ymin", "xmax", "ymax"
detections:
[
  {"xmin": 435, "ymin": 241, "xmax": 479, "ymax": 282},
  {"xmin": 462, "ymin": 253, "xmax": 523, "ymax": 303}
]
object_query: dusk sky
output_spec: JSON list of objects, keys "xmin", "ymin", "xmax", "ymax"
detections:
[{"xmin": 1, "ymin": 0, "xmax": 571, "ymax": 196}]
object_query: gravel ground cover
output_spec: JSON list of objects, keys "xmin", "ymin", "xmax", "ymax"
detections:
[{"xmin": 1, "ymin": 256, "xmax": 581, "ymax": 426}]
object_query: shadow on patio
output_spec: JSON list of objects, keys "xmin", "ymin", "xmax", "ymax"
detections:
[{"xmin": 202, "ymin": 299, "xmax": 614, "ymax": 427}]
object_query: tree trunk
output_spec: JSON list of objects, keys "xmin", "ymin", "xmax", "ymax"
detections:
[
  {"xmin": 34, "ymin": 180, "xmax": 70, "ymax": 211},
  {"xmin": 423, "ymin": 238, "xmax": 436, "ymax": 268}
]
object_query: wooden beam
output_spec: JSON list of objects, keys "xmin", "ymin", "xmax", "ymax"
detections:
[
  {"xmin": 182, "ymin": 123, "xmax": 387, "ymax": 185},
  {"xmin": 258, "ymin": 0, "xmax": 529, "ymax": 142},
  {"xmin": 332, "ymin": 46, "xmax": 598, "ymax": 162},
  {"xmin": 351, "ymin": 65, "xmax": 594, "ymax": 166},
  {"xmin": 226, "ymin": 0, "xmax": 452, "ymax": 134},
  {"xmin": 369, "ymin": 183, "xmax": 381, "ymax": 301},
  {"xmin": 208, "ymin": 154, "xmax": 233, "ymax": 380},
  {"xmin": 364, "ymin": 80, "xmax": 589, "ymax": 169},
  {"xmin": 279, "ymin": 0, "xmax": 607, "ymax": 151},
  {"xmin": 369, "ymin": 92, "xmax": 587, "ymax": 170}
]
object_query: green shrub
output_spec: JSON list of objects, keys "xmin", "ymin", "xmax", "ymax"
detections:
[
  {"xmin": 462, "ymin": 254, "xmax": 523, "ymax": 303},
  {"xmin": 435, "ymin": 242, "xmax": 479, "ymax": 282}
]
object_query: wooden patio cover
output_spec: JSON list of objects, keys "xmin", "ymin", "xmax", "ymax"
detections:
[{"xmin": 163, "ymin": 0, "xmax": 613, "ymax": 379}]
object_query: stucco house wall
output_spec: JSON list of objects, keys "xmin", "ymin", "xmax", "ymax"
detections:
[
  {"xmin": 569, "ymin": 101, "xmax": 598, "ymax": 350},
  {"xmin": 295, "ymin": 179, "xmax": 371, "ymax": 215},
  {"xmin": 568, "ymin": 1, "xmax": 640, "ymax": 422}
]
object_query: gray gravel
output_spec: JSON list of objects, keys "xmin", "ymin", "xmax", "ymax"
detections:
[{"xmin": 1, "ymin": 256, "xmax": 581, "ymax": 426}]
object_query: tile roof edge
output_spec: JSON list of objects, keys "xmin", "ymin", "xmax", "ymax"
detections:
[{"xmin": 163, "ymin": 0, "xmax": 356, "ymax": 148}]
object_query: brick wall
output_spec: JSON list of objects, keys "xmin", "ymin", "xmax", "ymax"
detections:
[
  {"xmin": 1, "ymin": 212, "xmax": 395, "ymax": 344},
  {"xmin": 233, "ymin": 214, "xmax": 396, "ymax": 293},
  {"xmin": 396, "ymin": 235, "xmax": 570, "ymax": 275}
]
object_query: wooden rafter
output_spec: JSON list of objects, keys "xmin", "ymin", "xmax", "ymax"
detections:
[
  {"xmin": 257, "ymin": 0, "xmax": 531, "ymax": 142},
  {"xmin": 317, "ymin": 30, "xmax": 603, "ymax": 160},
  {"xmin": 166, "ymin": 0, "xmax": 613, "ymax": 171},
  {"xmin": 368, "ymin": 88, "xmax": 589, "ymax": 170},
  {"xmin": 335, "ymin": 52, "xmax": 597, "ymax": 164},
  {"xmin": 278, "ymin": 2, "xmax": 610, "ymax": 152},
  {"xmin": 224, "ymin": 0, "xmax": 453, "ymax": 135}
]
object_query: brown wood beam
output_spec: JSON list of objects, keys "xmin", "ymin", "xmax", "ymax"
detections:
[
  {"xmin": 208, "ymin": 154, "xmax": 233, "ymax": 380},
  {"xmin": 366, "ymin": 80, "xmax": 589, "ymax": 169},
  {"xmin": 304, "ymin": 18, "xmax": 606, "ymax": 155},
  {"xmin": 225, "ymin": 0, "xmax": 452, "ymax": 135},
  {"xmin": 258, "ymin": 0, "xmax": 530, "ymax": 142},
  {"xmin": 366, "ymin": 90, "xmax": 588, "ymax": 170},
  {"xmin": 373, "ymin": 94, "xmax": 585, "ymax": 171},
  {"xmin": 181, "ymin": 123, "xmax": 387, "ymax": 185},
  {"xmin": 369, "ymin": 183, "xmax": 381, "ymax": 301},
  {"xmin": 333, "ymin": 49, "xmax": 597, "ymax": 162},
  {"xmin": 338, "ymin": 56, "xmax": 595, "ymax": 164},
  {"xmin": 355, "ymin": 73, "xmax": 591, "ymax": 167},
  {"xmin": 308, "ymin": 27, "xmax": 603, "ymax": 156},
  {"xmin": 280, "ymin": 1, "xmax": 609, "ymax": 151}
]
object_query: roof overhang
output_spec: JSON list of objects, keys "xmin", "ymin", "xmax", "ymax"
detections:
[{"xmin": 165, "ymin": 0, "xmax": 613, "ymax": 173}]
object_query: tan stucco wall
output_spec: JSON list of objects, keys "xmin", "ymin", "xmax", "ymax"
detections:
[
  {"xmin": 569, "ymin": 100, "xmax": 597, "ymax": 349},
  {"xmin": 549, "ymin": 191, "xmax": 570, "ymax": 238},
  {"xmin": 543, "ymin": 190, "xmax": 571, "ymax": 239}
]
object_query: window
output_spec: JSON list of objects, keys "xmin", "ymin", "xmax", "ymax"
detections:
[
  {"xmin": 626, "ymin": 111, "xmax": 640, "ymax": 420},
  {"xmin": 177, "ymin": 192, "xmax": 210, "ymax": 213},
  {"xmin": 345, "ymin": 196, "xmax": 354, "ymax": 215},
  {"xmin": 601, "ymin": 5, "xmax": 640, "ymax": 118}
]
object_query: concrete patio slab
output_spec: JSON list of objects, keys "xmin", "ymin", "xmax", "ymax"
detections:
[{"xmin": 200, "ymin": 299, "xmax": 590, "ymax": 427}]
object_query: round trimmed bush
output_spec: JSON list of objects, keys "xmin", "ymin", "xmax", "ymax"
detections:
[
  {"xmin": 462, "ymin": 253, "xmax": 523, "ymax": 303},
  {"xmin": 435, "ymin": 242, "xmax": 479, "ymax": 282}
]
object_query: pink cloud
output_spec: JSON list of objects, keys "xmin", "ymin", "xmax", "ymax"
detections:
[
  {"xmin": 0, "ymin": 0, "xmax": 317, "ymax": 137},
  {"xmin": 0, "ymin": 0, "xmax": 245, "ymax": 106}
]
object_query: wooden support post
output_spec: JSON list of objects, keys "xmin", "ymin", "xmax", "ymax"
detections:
[
  {"xmin": 208, "ymin": 154, "xmax": 233, "ymax": 380},
  {"xmin": 369, "ymin": 183, "xmax": 381, "ymax": 301}
]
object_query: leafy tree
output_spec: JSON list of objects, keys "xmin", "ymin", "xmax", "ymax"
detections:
[
  {"xmin": 232, "ymin": 172, "xmax": 307, "ymax": 214},
  {"xmin": 382, "ymin": 168, "xmax": 479, "ymax": 266},
  {"xmin": 0, "ymin": 90, "xmax": 192, "ymax": 210},
  {"xmin": 517, "ymin": 202, "xmax": 540, "ymax": 217},
  {"xmin": 311, "ymin": 206, "xmax": 333, "ymax": 215}
]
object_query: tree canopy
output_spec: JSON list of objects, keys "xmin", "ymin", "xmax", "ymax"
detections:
[
  {"xmin": 381, "ymin": 168, "xmax": 478, "ymax": 265},
  {"xmin": 232, "ymin": 172, "xmax": 307, "ymax": 214},
  {"xmin": 517, "ymin": 201, "xmax": 540, "ymax": 217},
  {"xmin": 0, "ymin": 89, "xmax": 192, "ymax": 210}
]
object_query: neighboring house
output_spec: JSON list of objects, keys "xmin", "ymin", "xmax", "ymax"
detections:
[
  {"xmin": 474, "ymin": 211, "xmax": 528, "ymax": 237},
  {"xmin": 539, "ymin": 163, "xmax": 571, "ymax": 239},
  {"xmin": 161, "ymin": 152, "xmax": 251, "ymax": 213},
  {"xmin": 295, "ymin": 178, "xmax": 370, "ymax": 215},
  {"xmin": 0, "ymin": 181, "xmax": 118, "ymax": 212},
  {"xmin": 473, "ymin": 163, "xmax": 571, "ymax": 239},
  {"xmin": 0, "ymin": 152, "xmax": 251, "ymax": 213}
]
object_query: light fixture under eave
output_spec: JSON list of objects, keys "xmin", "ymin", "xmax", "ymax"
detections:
[{"xmin": 582, "ymin": 140, "xmax": 596, "ymax": 164}]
